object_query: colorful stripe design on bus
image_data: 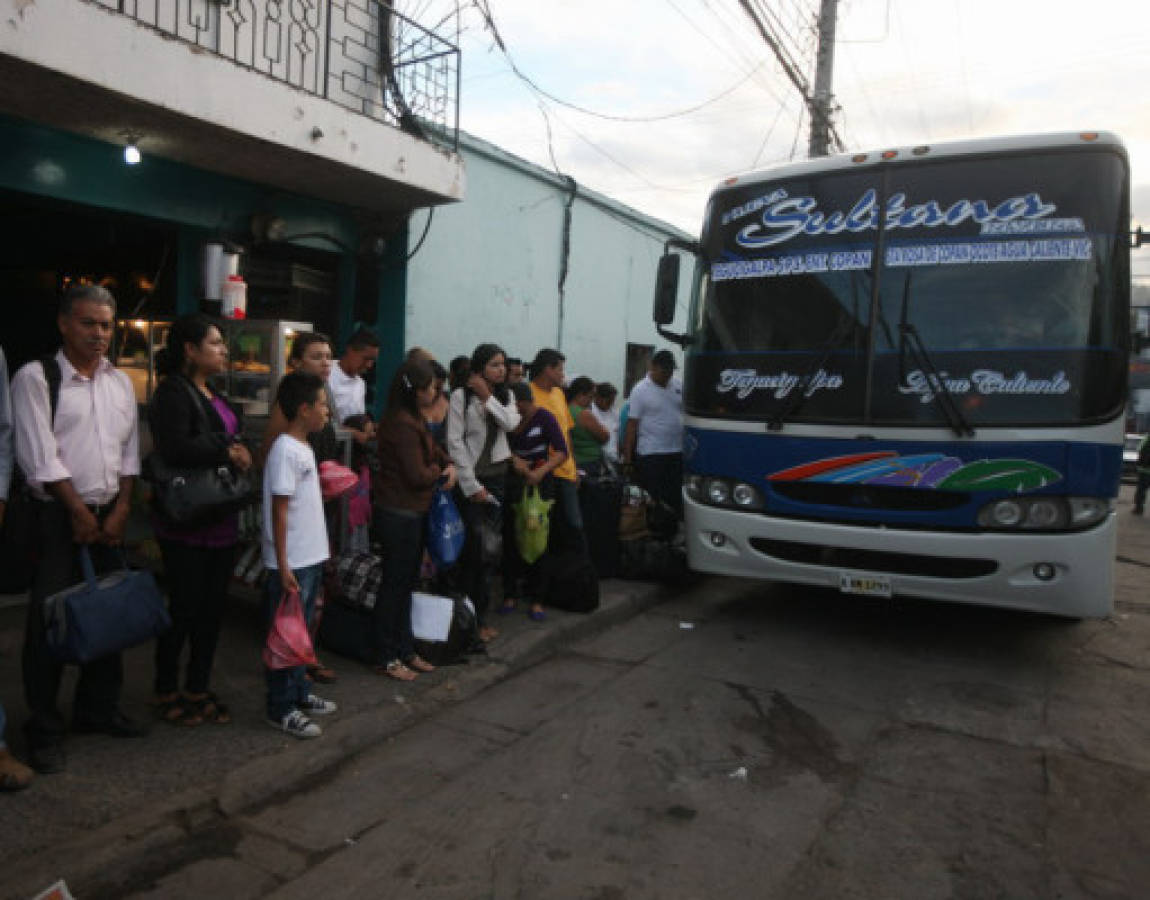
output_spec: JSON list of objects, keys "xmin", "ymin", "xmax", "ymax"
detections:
[{"xmin": 769, "ymin": 453, "xmax": 1062, "ymax": 492}]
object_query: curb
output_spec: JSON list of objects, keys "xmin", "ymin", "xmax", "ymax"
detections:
[{"xmin": 2, "ymin": 579, "xmax": 670, "ymax": 900}]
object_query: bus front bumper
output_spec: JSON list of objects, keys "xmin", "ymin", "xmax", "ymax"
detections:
[{"xmin": 684, "ymin": 499, "xmax": 1117, "ymax": 618}]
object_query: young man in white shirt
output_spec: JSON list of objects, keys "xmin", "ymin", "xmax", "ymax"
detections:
[
  {"xmin": 622, "ymin": 350, "xmax": 684, "ymax": 517},
  {"xmin": 327, "ymin": 328, "xmax": 380, "ymax": 443},
  {"xmin": 262, "ymin": 372, "xmax": 338, "ymax": 739},
  {"xmin": 11, "ymin": 286, "xmax": 144, "ymax": 774}
]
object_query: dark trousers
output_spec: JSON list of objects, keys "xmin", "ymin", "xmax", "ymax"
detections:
[
  {"xmin": 459, "ymin": 475, "xmax": 505, "ymax": 627},
  {"xmin": 504, "ymin": 472, "xmax": 555, "ymax": 603},
  {"xmin": 23, "ymin": 501, "xmax": 123, "ymax": 749},
  {"xmin": 635, "ymin": 452, "xmax": 684, "ymax": 517},
  {"xmin": 264, "ymin": 562, "xmax": 322, "ymax": 721},
  {"xmin": 373, "ymin": 508, "xmax": 425, "ymax": 664},
  {"xmin": 154, "ymin": 540, "xmax": 237, "ymax": 695},
  {"xmin": 1135, "ymin": 472, "xmax": 1150, "ymax": 512}
]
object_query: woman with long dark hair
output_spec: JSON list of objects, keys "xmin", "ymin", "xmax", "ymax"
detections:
[
  {"xmin": 373, "ymin": 359, "xmax": 458, "ymax": 681},
  {"xmin": 446, "ymin": 343, "xmax": 520, "ymax": 641},
  {"xmin": 149, "ymin": 314, "xmax": 253, "ymax": 726}
]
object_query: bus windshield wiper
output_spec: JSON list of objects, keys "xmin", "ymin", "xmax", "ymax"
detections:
[
  {"xmin": 897, "ymin": 272, "xmax": 975, "ymax": 437},
  {"xmin": 767, "ymin": 314, "xmax": 856, "ymax": 431}
]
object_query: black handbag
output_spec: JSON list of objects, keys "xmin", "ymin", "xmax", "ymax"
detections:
[
  {"xmin": 144, "ymin": 453, "xmax": 254, "ymax": 526},
  {"xmin": 43, "ymin": 547, "xmax": 171, "ymax": 663},
  {"xmin": 144, "ymin": 378, "xmax": 254, "ymax": 526}
]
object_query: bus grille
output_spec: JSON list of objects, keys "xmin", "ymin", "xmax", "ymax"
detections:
[
  {"xmin": 770, "ymin": 482, "xmax": 969, "ymax": 511},
  {"xmin": 749, "ymin": 538, "xmax": 998, "ymax": 579}
]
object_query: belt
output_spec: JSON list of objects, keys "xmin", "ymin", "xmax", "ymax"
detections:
[{"xmin": 85, "ymin": 500, "xmax": 118, "ymax": 517}]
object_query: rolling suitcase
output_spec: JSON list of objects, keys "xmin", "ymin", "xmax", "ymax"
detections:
[{"xmin": 579, "ymin": 474, "xmax": 623, "ymax": 578}]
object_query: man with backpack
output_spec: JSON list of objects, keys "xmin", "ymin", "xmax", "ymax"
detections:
[{"xmin": 11, "ymin": 285, "xmax": 145, "ymax": 774}]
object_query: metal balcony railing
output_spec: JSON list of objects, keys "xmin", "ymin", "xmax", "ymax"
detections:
[{"xmin": 89, "ymin": 0, "xmax": 459, "ymax": 150}]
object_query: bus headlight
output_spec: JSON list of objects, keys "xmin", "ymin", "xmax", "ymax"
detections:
[
  {"xmin": 977, "ymin": 496, "xmax": 1110, "ymax": 532},
  {"xmin": 732, "ymin": 482, "xmax": 760, "ymax": 508},
  {"xmin": 984, "ymin": 499, "xmax": 1023, "ymax": 527},
  {"xmin": 687, "ymin": 475, "xmax": 765, "ymax": 511},
  {"xmin": 1025, "ymin": 499, "xmax": 1065, "ymax": 529},
  {"xmin": 706, "ymin": 478, "xmax": 730, "ymax": 505},
  {"xmin": 1068, "ymin": 497, "xmax": 1110, "ymax": 527}
]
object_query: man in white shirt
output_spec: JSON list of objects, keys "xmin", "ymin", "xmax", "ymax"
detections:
[
  {"xmin": 622, "ymin": 350, "xmax": 684, "ymax": 517},
  {"xmin": 327, "ymin": 327, "xmax": 380, "ymax": 441},
  {"xmin": 11, "ymin": 285, "xmax": 144, "ymax": 773}
]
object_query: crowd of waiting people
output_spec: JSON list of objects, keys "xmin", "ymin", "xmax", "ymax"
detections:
[{"xmin": 0, "ymin": 284, "xmax": 683, "ymax": 785}]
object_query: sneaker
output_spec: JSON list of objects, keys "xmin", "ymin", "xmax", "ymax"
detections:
[
  {"xmin": 267, "ymin": 710, "xmax": 322, "ymax": 739},
  {"xmin": 299, "ymin": 694, "xmax": 338, "ymax": 716}
]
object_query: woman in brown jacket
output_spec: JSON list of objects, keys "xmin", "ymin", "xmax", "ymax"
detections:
[{"xmin": 373, "ymin": 359, "xmax": 457, "ymax": 681}]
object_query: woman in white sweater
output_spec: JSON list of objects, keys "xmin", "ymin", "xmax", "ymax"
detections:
[{"xmin": 446, "ymin": 343, "xmax": 521, "ymax": 641}]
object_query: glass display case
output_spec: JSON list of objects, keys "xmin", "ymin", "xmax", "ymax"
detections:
[
  {"xmin": 114, "ymin": 318, "xmax": 172, "ymax": 406},
  {"xmin": 217, "ymin": 319, "xmax": 312, "ymax": 422}
]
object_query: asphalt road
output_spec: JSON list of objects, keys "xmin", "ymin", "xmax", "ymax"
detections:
[{"xmin": 123, "ymin": 514, "xmax": 1150, "ymax": 899}]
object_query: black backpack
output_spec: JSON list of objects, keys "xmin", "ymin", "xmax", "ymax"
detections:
[
  {"xmin": 539, "ymin": 548, "xmax": 600, "ymax": 613},
  {"xmin": 0, "ymin": 356, "xmax": 61, "ymax": 593}
]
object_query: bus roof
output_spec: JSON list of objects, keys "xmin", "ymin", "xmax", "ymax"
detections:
[{"xmin": 715, "ymin": 131, "xmax": 1127, "ymax": 195}]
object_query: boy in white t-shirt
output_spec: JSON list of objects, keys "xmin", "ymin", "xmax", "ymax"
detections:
[{"xmin": 262, "ymin": 372, "xmax": 337, "ymax": 739}]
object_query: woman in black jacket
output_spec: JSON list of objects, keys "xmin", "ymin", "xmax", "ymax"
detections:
[{"xmin": 148, "ymin": 315, "xmax": 252, "ymax": 726}]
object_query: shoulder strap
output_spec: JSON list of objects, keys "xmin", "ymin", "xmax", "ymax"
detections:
[
  {"xmin": 174, "ymin": 374, "xmax": 215, "ymax": 433},
  {"xmin": 39, "ymin": 355, "xmax": 62, "ymax": 425}
]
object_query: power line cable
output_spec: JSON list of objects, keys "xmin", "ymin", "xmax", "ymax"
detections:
[{"xmin": 470, "ymin": 0, "xmax": 773, "ymax": 124}]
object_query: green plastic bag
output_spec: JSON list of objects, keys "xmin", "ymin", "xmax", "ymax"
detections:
[{"xmin": 515, "ymin": 485, "xmax": 554, "ymax": 565}]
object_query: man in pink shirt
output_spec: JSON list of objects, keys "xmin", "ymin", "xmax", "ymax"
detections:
[{"xmin": 11, "ymin": 285, "xmax": 144, "ymax": 774}]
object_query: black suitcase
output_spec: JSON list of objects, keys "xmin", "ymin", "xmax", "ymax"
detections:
[
  {"xmin": 579, "ymin": 475, "xmax": 622, "ymax": 578},
  {"xmin": 317, "ymin": 599, "xmax": 378, "ymax": 664},
  {"xmin": 539, "ymin": 548, "xmax": 600, "ymax": 613}
]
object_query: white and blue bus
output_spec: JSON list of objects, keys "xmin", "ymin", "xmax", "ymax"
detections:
[{"xmin": 654, "ymin": 132, "xmax": 1136, "ymax": 617}]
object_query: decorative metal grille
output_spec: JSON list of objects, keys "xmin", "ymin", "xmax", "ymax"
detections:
[{"xmin": 90, "ymin": 0, "xmax": 459, "ymax": 149}]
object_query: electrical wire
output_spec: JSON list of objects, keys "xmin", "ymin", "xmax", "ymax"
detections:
[{"xmin": 470, "ymin": 0, "xmax": 770, "ymax": 124}]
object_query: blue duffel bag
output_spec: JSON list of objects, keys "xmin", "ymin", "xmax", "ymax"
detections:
[{"xmin": 43, "ymin": 547, "xmax": 171, "ymax": 663}]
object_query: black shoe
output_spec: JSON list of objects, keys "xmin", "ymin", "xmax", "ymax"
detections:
[
  {"xmin": 29, "ymin": 742, "xmax": 66, "ymax": 774},
  {"xmin": 72, "ymin": 712, "xmax": 149, "ymax": 738}
]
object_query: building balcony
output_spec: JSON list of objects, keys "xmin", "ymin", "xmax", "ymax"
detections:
[{"xmin": 0, "ymin": 0, "xmax": 464, "ymax": 213}]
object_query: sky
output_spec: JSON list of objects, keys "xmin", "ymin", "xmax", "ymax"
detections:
[{"xmin": 400, "ymin": 0, "xmax": 1150, "ymax": 275}]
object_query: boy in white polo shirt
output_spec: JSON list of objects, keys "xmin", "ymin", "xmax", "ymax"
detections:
[
  {"xmin": 262, "ymin": 372, "xmax": 338, "ymax": 739},
  {"xmin": 622, "ymin": 349, "xmax": 684, "ymax": 517}
]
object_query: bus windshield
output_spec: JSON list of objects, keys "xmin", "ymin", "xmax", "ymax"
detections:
[{"xmin": 689, "ymin": 148, "xmax": 1129, "ymax": 426}]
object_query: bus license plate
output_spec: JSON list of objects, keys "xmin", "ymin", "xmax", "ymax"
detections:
[{"xmin": 839, "ymin": 572, "xmax": 892, "ymax": 598}]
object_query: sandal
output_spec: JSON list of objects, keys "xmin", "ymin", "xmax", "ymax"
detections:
[
  {"xmin": 405, "ymin": 655, "xmax": 436, "ymax": 674},
  {"xmin": 527, "ymin": 606, "xmax": 546, "ymax": 622},
  {"xmin": 307, "ymin": 663, "xmax": 339, "ymax": 684},
  {"xmin": 478, "ymin": 625, "xmax": 499, "ymax": 643},
  {"xmin": 377, "ymin": 660, "xmax": 417, "ymax": 681},
  {"xmin": 155, "ymin": 694, "xmax": 203, "ymax": 727},
  {"xmin": 187, "ymin": 692, "xmax": 231, "ymax": 725}
]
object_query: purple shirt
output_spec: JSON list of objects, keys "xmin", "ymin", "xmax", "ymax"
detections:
[
  {"xmin": 152, "ymin": 395, "xmax": 240, "ymax": 548},
  {"xmin": 509, "ymin": 408, "xmax": 566, "ymax": 466}
]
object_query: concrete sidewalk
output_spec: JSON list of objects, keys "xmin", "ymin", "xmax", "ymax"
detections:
[{"xmin": 0, "ymin": 574, "xmax": 673, "ymax": 900}]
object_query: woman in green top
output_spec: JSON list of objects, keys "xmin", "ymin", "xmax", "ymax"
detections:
[{"xmin": 566, "ymin": 376, "xmax": 610, "ymax": 477}]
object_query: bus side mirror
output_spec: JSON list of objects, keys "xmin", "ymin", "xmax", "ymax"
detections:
[{"xmin": 653, "ymin": 253, "xmax": 680, "ymax": 325}]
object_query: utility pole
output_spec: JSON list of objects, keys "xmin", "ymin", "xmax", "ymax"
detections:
[
  {"xmin": 808, "ymin": 0, "xmax": 838, "ymax": 157},
  {"xmin": 740, "ymin": 0, "xmax": 844, "ymax": 158}
]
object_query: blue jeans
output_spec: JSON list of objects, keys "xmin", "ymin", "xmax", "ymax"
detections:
[{"xmin": 264, "ymin": 563, "xmax": 323, "ymax": 721}]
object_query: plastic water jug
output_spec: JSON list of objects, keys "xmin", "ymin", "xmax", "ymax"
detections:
[{"xmin": 221, "ymin": 275, "xmax": 247, "ymax": 319}]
